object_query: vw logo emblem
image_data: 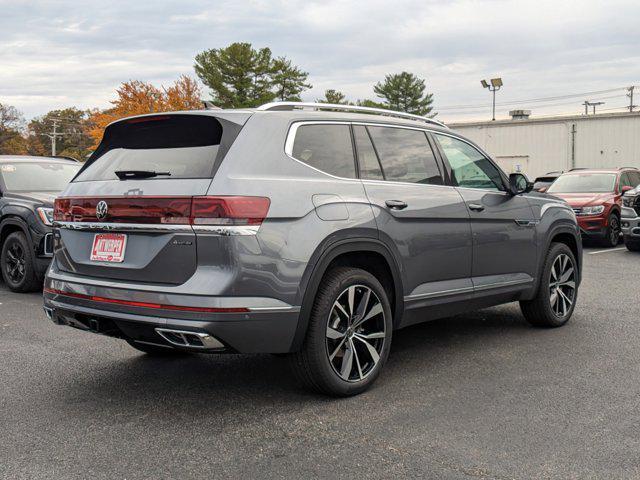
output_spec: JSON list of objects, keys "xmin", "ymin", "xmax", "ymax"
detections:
[{"xmin": 96, "ymin": 201, "xmax": 108, "ymax": 221}]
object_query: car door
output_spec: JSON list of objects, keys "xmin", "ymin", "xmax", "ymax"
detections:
[
  {"xmin": 431, "ymin": 132, "xmax": 538, "ymax": 291},
  {"xmin": 354, "ymin": 124, "xmax": 473, "ymax": 320}
]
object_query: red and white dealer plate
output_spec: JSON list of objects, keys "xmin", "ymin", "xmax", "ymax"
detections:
[{"xmin": 90, "ymin": 233, "xmax": 127, "ymax": 263}]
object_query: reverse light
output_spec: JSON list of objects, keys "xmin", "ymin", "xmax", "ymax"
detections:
[
  {"xmin": 580, "ymin": 205, "xmax": 605, "ymax": 216},
  {"xmin": 36, "ymin": 207, "xmax": 54, "ymax": 226}
]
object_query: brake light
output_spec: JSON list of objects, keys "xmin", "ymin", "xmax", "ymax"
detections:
[
  {"xmin": 53, "ymin": 196, "xmax": 270, "ymax": 226},
  {"xmin": 191, "ymin": 196, "xmax": 270, "ymax": 225}
]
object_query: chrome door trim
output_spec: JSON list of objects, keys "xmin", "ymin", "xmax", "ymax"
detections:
[{"xmin": 404, "ymin": 277, "xmax": 533, "ymax": 302}]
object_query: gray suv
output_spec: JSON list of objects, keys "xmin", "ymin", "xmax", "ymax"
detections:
[{"xmin": 43, "ymin": 102, "xmax": 582, "ymax": 396}]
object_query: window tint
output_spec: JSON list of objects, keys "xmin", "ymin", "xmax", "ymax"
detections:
[
  {"xmin": 0, "ymin": 162, "xmax": 80, "ymax": 192},
  {"xmin": 353, "ymin": 126, "xmax": 383, "ymax": 180},
  {"xmin": 76, "ymin": 115, "xmax": 225, "ymax": 182},
  {"xmin": 434, "ymin": 134, "xmax": 504, "ymax": 191},
  {"xmin": 630, "ymin": 171, "xmax": 640, "ymax": 186},
  {"xmin": 367, "ymin": 126, "xmax": 442, "ymax": 184},
  {"xmin": 620, "ymin": 172, "xmax": 633, "ymax": 190},
  {"xmin": 291, "ymin": 124, "xmax": 356, "ymax": 178}
]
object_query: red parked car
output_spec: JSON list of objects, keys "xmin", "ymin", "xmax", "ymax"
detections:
[{"xmin": 546, "ymin": 167, "xmax": 640, "ymax": 247}]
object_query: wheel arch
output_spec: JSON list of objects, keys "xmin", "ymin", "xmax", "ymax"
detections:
[
  {"xmin": 0, "ymin": 216, "xmax": 33, "ymax": 250},
  {"xmin": 290, "ymin": 238, "xmax": 404, "ymax": 351}
]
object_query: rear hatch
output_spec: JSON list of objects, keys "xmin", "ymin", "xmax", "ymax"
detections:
[{"xmin": 54, "ymin": 112, "xmax": 249, "ymax": 285}]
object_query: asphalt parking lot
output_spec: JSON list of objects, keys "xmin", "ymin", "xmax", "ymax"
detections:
[{"xmin": 1, "ymin": 245, "xmax": 639, "ymax": 480}]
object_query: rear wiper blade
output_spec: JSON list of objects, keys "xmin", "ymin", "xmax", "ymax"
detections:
[{"xmin": 114, "ymin": 170, "xmax": 171, "ymax": 180}]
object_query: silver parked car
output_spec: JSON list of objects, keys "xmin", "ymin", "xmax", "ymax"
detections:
[{"xmin": 43, "ymin": 102, "xmax": 582, "ymax": 396}]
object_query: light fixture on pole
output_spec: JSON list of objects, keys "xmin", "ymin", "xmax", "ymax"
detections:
[{"xmin": 481, "ymin": 77, "xmax": 503, "ymax": 121}]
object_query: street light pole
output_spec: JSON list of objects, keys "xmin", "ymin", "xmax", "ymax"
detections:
[{"xmin": 481, "ymin": 78, "xmax": 503, "ymax": 121}]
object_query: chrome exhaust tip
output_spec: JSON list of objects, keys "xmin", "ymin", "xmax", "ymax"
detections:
[{"xmin": 154, "ymin": 328, "xmax": 224, "ymax": 350}]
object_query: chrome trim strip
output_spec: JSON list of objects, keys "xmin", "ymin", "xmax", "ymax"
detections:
[
  {"xmin": 258, "ymin": 101, "xmax": 448, "ymax": 128},
  {"xmin": 404, "ymin": 278, "xmax": 533, "ymax": 301},
  {"xmin": 191, "ymin": 225, "xmax": 260, "ymax": 236},
  {"xmin": 247, "ymin": 306, "xmax": 301, "ymax": 312},
  {"xmin": 473, "ymin": 278, "xmax": 533, "ymax": 292},
  {"xmin": 42, "ymin": 233, "xmax": 54, "ymax": 257},
  {"xmin": 54, "ymin": 221, "xmax": 193, "ymax": 233},
  {"xmin": 54, "ymin": 222, "xmax": 260, "ymax": 236},
  {"xmin": 404, "ymin": 286, "xmax": 474, "ymax": 301}
]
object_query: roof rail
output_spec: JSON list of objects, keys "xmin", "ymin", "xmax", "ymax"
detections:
[{"xmin": 256, "ymin": 102, "xmax": 448, "ymax": 129}]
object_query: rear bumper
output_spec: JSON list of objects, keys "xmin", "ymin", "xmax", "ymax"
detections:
[
  {"xmin": 621, "ymin": 208, "xmax": 640, "ymax": 239},
  {"xmin": 43, "ymin": 278, "xmax": 301, "ymax": 354}
]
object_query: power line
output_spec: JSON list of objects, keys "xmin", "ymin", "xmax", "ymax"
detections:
[{"xmin": 436, "ymin": 86, "xmax": 634, "ymax": 111}]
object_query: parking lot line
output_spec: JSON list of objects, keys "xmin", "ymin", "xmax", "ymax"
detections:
[{"xmin": 587, "ymin": 247, "xmax": 628, "ymax": 255}]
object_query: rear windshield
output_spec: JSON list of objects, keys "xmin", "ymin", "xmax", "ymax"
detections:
[
  {"xmin": 75, "ymin": 115, "xmax": 223, "ymax": 182},
  {"xmin": 0, "ymin": 162, "xmax": 80, "ymax": 192},
  {"xmin": 547, "ymin": 173, "xmax": 616, "ymax": 193}
]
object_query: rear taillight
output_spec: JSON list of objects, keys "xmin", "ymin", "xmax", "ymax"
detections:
[
  {"xmin": 191, "ymin": 196, "xmax": 270, "ymax": 225},
  {"xmin": 53, "ymin": 196, "xmax": 270, "ymax": 226}
]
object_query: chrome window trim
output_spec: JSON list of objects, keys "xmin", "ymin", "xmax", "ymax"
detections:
[{"xmin": 284, "ymin": 120, "xmax": 455, "ymax": 188}]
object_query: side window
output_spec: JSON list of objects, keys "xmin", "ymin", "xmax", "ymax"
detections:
[
  {"xmin": 631, "ymin": 171, "xmax": 640, "ymax": 186},
  {"xmin": 367, "ymin": 126, "xmax": 443, "ymax": 185},
  {"xmin": 619, "ymin": 172, "xmax": 633, "ymax": 190},
  {"xmin": 291, "ymin": 124, "xmax": 356, "ymax": 178},
  {"xmin": 433, "ymin": 134, "xmax": 504, "ymax": 191},
  {"xmin": 353, "ymin": 125, "xmax": 383, "ymax": 180}
]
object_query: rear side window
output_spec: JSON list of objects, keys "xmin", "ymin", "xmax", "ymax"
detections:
[
  {"xmin": 290, "ymin": 124, "xmax": 356, "ymax": 178},
  {"xmin": 367, "ymin": 126, "xmax": 443, "ymax": 185},
  {"xmin": 75, "ymin": 115, "xmax": 224, "ymax": 182},
  {"xmin": 353, "ymin": 126, "xmax": 383, "ymax": 180}
]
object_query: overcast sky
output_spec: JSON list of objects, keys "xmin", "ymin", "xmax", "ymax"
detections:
[{"xmin": 1, "ymin": 0, "xmax": 639, "ymax": 122}]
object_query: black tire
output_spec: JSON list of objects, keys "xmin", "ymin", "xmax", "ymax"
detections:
[
  {"xmin": 125, "ymin": 340, "xmax": 191, "ymax": 356},
  {"xmin": 599, "ymin": 212, "xmax": 621, "ymax": 247},
  {"xmin": 624, "ymin": 237, "xmax": 640, "ymax": 252},
  {"xmin": 520, "ymin": 242, "xmax": 578, "ymax": 328},
  {"xmin": 289, "ymin": 267, "xmax": 393, "ymax": 397},
  {"xmin": 1, "ymin": 231, "xmax": 41, "ymax": 293}
]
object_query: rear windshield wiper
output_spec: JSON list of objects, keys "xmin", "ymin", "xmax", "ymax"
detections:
[{"xmin": 114, "ymin": 170, "xmax": 171, "ymax": 180}]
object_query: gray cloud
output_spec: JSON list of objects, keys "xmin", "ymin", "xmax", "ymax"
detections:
[{"xmin": 1, "ymin": 0, "xmax": 639, "ymax": 121}]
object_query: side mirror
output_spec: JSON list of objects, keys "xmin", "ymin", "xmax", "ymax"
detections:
[
  {"xmin": 621, "ymin": 185, "xmax": 633, "ymax": 194},
  {"xmin": 508, "ymin": 173, "xmax": 533, "ymax": 195}
]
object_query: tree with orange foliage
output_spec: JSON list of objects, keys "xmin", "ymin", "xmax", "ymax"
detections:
[{"xmin": 87, "ymin": 75, "xmax": 201, "ymax": 148}]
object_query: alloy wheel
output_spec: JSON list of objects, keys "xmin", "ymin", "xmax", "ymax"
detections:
[
  {"xmin": 325, "ymin": 285, "xmax": 386, "ymax": 382},
  {"xmin": 549, "ymin": 254, "xmax": 575, "ymax": 317},
  {"xmin": 5, "ymin": 241, "xmax": 26, "ymax": 284},
  {"xmin": 609, "ymin": 216, "xmax": 620, "ymax": 245}
]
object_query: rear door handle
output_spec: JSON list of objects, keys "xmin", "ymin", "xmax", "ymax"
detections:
[
  {"xmin": 468, "ymin": 203, "xmax": 485, "ymax": 212},
  {"xmin": 385, "ymin": 200, "xmax": 408, "ymax": 210}
]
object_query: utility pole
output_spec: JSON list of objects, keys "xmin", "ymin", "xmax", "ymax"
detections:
[
  {"xmin": 41, "ymin": 118, "xmax": 68, "ymax": 156},
  {"xmin": 627, "ymin": 86, "xmax": 636, "ymax": 112},
  {"xmin": 591, "ymin": 101, "xmax": 604, "ymax": 114},
  {"xmin": 583, "ymin": 100, "xmax": 604, "ymax": 115}
]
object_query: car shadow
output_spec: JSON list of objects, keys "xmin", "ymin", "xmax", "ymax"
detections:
[{"xmin": 56, "ymin": 304, "xmax": 537, "ymax": 413}]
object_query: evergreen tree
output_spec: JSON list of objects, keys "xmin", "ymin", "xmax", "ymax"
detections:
[
  {"xmin": 317, "ymin": 89, "xmax": 348, "ymax": 104},
  {"xmin": 373, "ymin": 72, "xmax": 435, "ymax": 116},
  {"xmin": 271, "ymin": 57, "xmax": 311, "ymax": 101}
]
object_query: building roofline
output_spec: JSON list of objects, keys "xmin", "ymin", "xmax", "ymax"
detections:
[{"xmin": 448, "ymin": 110, "xmax": 640, "ymax": 128}]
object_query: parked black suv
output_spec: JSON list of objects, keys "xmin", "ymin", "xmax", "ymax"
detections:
[{"xmin": 0, "ymin": 156, "xmax": 80, "ymax": 292}]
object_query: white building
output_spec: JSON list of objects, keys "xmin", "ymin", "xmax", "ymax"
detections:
[{"xmin": 449, "ymin": 111, "xmax": 640, "ymax": 179}]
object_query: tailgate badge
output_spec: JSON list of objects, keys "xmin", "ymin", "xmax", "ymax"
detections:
[{"xmin": 96, "ymin": 201, "xmax": 108, "ymax": 220}]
